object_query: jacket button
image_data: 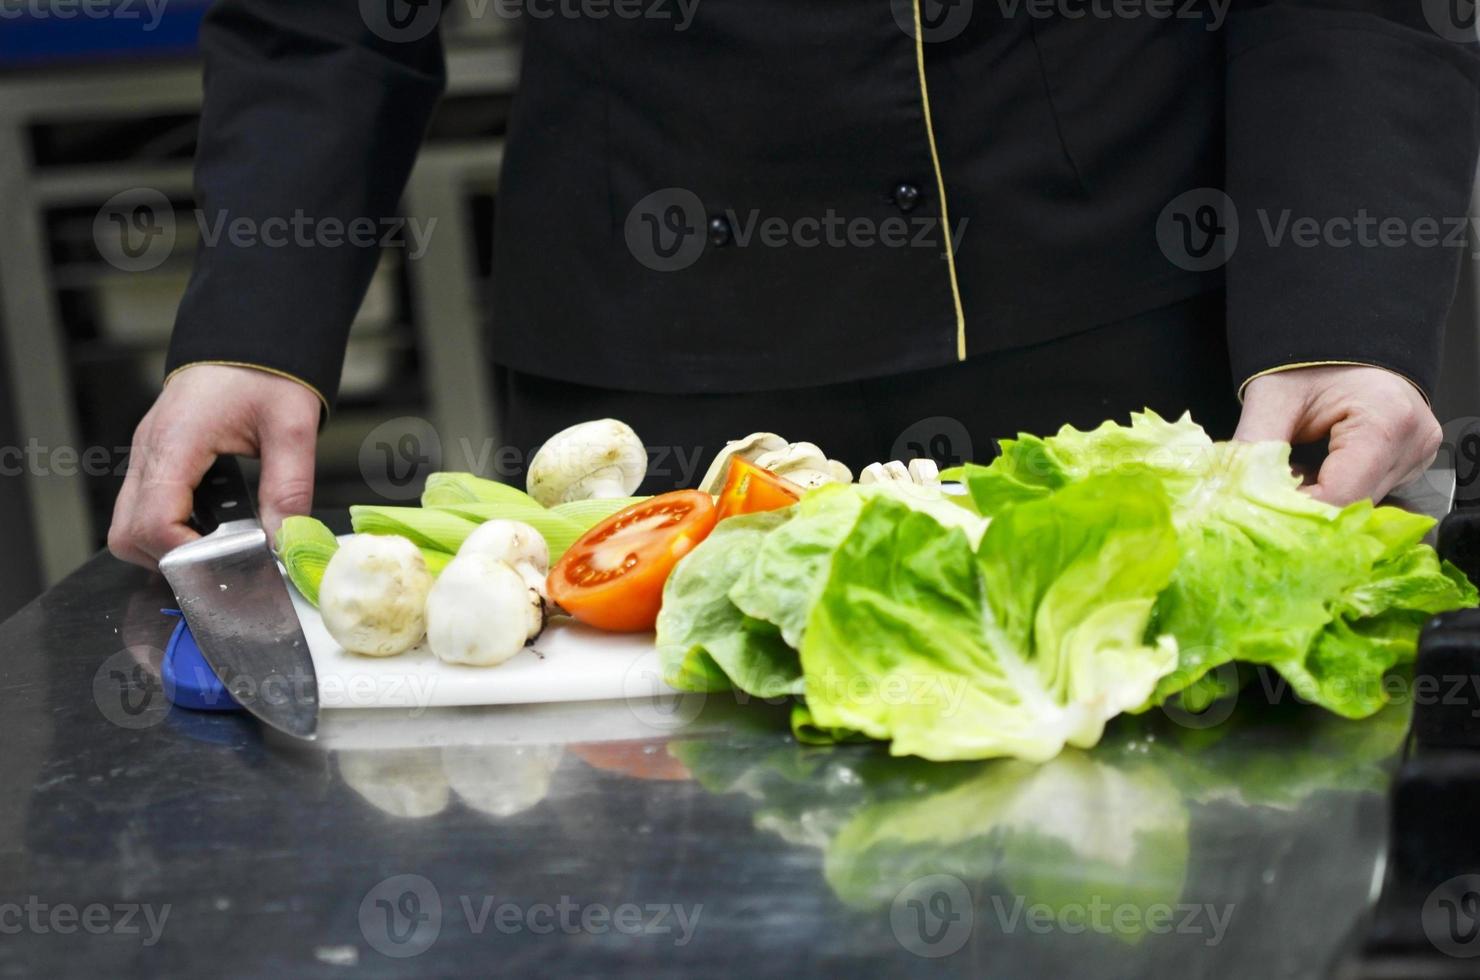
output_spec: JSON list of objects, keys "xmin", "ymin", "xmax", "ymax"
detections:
[
  {"xmin": 708, "ymin": 216, "xmax": 732, "ymax": 246},
  {"xmin": 893, "ymin": 183, "xmax": 921, "ymax": 213}
]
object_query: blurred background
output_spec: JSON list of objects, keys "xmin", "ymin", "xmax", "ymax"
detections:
[{"xmin": 0, "ymin": 1, "xmax": 1477, "ymax": 621}]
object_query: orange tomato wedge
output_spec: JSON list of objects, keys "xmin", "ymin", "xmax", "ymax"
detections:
[
  {"xmin": 547, "ymin": 489, "xmax": 718, "ymax": 632},
  {"xmin": 715, "ymin": 457, "xmax": 801, "ymax": 521}
]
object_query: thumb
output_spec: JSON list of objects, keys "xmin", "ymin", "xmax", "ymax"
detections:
[
  {"xmin": 1233, "ymin": 388, "xmax": 1299, "ymax": 444},
  {"xmin": 256, "ymin": 411, "xmax": 317, "ymax": 542}
]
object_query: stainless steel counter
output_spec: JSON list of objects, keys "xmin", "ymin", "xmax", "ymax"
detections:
[{"xmin": 0, "ymin": 475, "xmax": 1455, "ymax": 978}]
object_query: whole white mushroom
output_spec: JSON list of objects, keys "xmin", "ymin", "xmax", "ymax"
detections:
[
  {"xmin": 426, "ymin": 554, "xmax": 545, "ymax": 667},
  {"xmin": 526, "ymin": 418, "xmax": 646, "ymax": 507},
  {"xmin": 319, "ymin": 534, "xmax": 433, "ymax": 657},
  {"xmin": 456, "ymin": 519, "xmax": 550, "ymax": 598}
]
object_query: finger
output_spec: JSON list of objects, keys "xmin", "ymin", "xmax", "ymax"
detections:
[
  {"xmin": 1233, "ymin": 391, "xmax": 1299, "ymax": 444},
  {"xmin": 126, "ymin": 427, "xmax": 213, "ymax": 562},
  {"xmin": 1308, "ymin": 442, "xmax": 1398, "ymax": 506},
  {"xmin": 256, "ymin": 409, "xmax": 318, "ymax": 541}
]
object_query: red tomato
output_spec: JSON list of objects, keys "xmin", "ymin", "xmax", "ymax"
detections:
[
  {"xmin": 547, "ymin": 490, "xmax": 718, "ymax": 632},
  {"xmin": 715, "ymin": 457, "xmax": 801, "ymax": 521}
]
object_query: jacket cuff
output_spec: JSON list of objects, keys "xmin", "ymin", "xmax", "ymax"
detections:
[
  {"xmin": 1235, "ymin": 360, "xmax": 1431, "ymax": 406},
  {"xmin": 162, "ymin": 359, "xmax": 331, "ymax": 420}
]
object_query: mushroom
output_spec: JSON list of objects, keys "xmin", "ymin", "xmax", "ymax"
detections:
[
  {"xmin": 526, "ymin": 419, "xmax": 646, "ymax": 507},
  {"xmin": 859, "ymin": 459, "xmax": 940, "ymax": 487},
  {"xmin": 456, "ymin": 519, "xmax": 550, "ymax": 598},
  {"xmin": 337, "ymin": 749, "xmax": 451, "ymax": 820},
  {"xmin": 442, "ymin": 744, "xmax": 565, "ymax": 819},
  {"xmin": 697, "ymin": 432, "xmax": 789, "ymax": 494},
  {"xmin": 752, "ymin": 441, "xmax": 853, "ymax": 490},
  {"xmin": 908, "ymin": 458, "xmax": 941, "ymax": 486},
  {"xmin": 426, "ymin": 555, "xmax": 545, "ymax": 667},
  {"xmin": 319, "ymin": 534, "xmax": 433, "ymax": 657}
]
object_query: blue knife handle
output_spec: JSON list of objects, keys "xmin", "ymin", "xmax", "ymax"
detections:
[{"xmin": 193, "ymin": 455, "xmax": 256, "ymax": 535}]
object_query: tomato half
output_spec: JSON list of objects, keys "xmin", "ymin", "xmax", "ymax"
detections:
[
  {"xmin": 715, "ymin": 457, "xmax": 801, "ymax": 521},
  {"xmin": 547, "ymin": 489, "xmax": 718, "ymax": 632}
]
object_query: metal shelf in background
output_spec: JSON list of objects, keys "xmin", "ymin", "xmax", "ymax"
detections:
[{"xmin": 0, "ymin": 43, "xmax": 518, "ymax": 584}]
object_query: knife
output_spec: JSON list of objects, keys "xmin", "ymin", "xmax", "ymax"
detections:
[{"xmin": 159, "ymin": 455, "xmax": 319, "ymax": 739}]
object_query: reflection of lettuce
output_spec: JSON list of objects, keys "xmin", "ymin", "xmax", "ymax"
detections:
[
  {"xmin": 1120, "ymin": 700, "xmax": 1411, "ymax": 809},
  {"xmin": 673, "ymin": 736, "xmax": 1189, "ymax": 942},
  {"xmin": 801, "ymin": 475, "xmax": 1179, "ymax": 761},
  {"xmin": 950, "ymin": 412, "xmax": 1477, "ymax": 717}
]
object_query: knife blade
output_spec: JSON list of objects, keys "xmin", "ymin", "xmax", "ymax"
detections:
[{"xmin": 159, "ymin": 456, "xmax": 319, "ymax": 739}]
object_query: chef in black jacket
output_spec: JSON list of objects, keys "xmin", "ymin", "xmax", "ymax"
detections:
[{"xmin": 109, "ymin": 0, "xmax": 1480, "ymax": 567}]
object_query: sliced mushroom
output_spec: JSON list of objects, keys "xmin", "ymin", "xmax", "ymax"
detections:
[
  {"xmin": 697, "ymin": 432, "xmax": 789, "ymax": 494},
  {"xmin": 526, "ymin": 418, "xmax": 646, "ymax": 507},
  {"xmin": 860, "ymin": 458, "xmax": 939, "ymax": 488},
  {"xmin": 752, "ymin": 441, "xmax": 852, "ymax": 491}
]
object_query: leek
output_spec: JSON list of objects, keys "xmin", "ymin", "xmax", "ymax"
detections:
[
  {"xmin": 350, "ymin": 505, "xmax": 481, "ymax": 552},
  {"xmin": 421, "ymin": 472, "xmax": 536, "ymax": 508},
  {"xmin": 550, "ymin": 496, "xmax": 647, "ymax": 527},
  {"xmin": 276, "ymin": 516, "xmax": 340, "ymax": 606}
]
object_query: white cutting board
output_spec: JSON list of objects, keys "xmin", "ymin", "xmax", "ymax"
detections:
[{"xmin": 286, "ymin": 567, "xmax": 678, "ymax": 711}]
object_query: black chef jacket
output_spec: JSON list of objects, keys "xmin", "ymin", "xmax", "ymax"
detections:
[{"xmin": 164, "ymin": 0, "xmax": 1480, "ymax": 413}]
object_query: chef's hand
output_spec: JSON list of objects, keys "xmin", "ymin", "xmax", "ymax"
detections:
[
  {"xmin": 1233, "ymin": 365, "xmax": 1441, "ymax": 505},
  {"xmin": 108, "ymin": 364, "xmax": 320, "ymax": 568}
]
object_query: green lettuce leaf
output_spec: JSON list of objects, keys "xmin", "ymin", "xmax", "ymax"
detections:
[
  {"xmin": 655, "ymin": 510, "xmax": 804, "ymax": 698},
  {"xmin": 730, "ymin": 482, "xmax": 987, "ymax": 651},
  {"xmin": 953, "ymin": 411, "xmax": 1478, "ymax": 718},
  {"xmin": 800, "ymin": 473, "xmax": 1180, "ymax": 761}
]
